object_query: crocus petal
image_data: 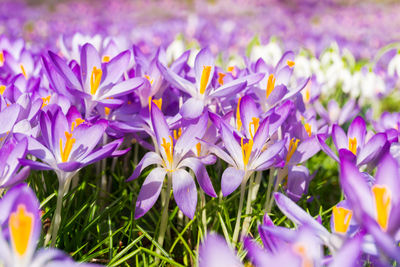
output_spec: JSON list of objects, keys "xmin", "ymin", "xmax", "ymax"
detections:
[
  {"xmin": 127, "ymin": 152, "xmax": 162, "ymax": 181},
  {"xmin": 221, "ymin": 167, "xmax": 245, "ymax": 197},
  {"xmin": 19, "ymin": 158, "xmax": 53, "ymax": 171},
  {"xmin": 197, "ymin": 138, "xmax": 236, "ymax": 167},
  {"xmin": 102, "ymin": 50, "xmax": 131, "ymax": 86},
  {"xmin": 48, "ymin": 51, "xmax": 82, "ymax": 90},
  {"xmin": 220, "ymin": 122, "xmax": 242, "ymax": 167},
  {"xmin": 209, "ymin": 79, "xmax": 246, "ymax": 97},
  {"xmin": 347, "ymin": 116, "xmax": 366, "ymax": 148},
  {"xmin": 180, "ymin": 97, "xmax": 204, "ymax": 120},
  {"xmin": 135, "ymin": 167, "xmax": 166, "ymax": 219},
  {"xmin": 0, "ymin": 166, "xmax": 30, "ymax": 188},
  {"xmin": 329, "ymin": 235, "xmax": 363, "ymax": 267},
  {"xmin": 339, "ymin": 155, "xmax": 374, "ymax": 220},
  {"xmin": 239, "ymin": 95, "xmax": 259, "ymax": 138},
  {"xmin": 274, "ymin": 192, "xmax": 330, "ymax": 239},
  {"xmin": 198, "ymin": 233, "xmax": 242, "ymax": 267},
  {"xmin": 194, "ymin": 47, "xmax": 215, "ymax": 92},
  {"xmin": 80, "ymin": 43, "xmax": 101, "ymax": 91},
  {"xmin": 357, "ymin": 133, "xmax": 388, "ymax": 166},
  {"xmin": 252, "ymin": 139, "xmax": 285, "ymax": 170},
  {"xmin": 178, "ymin": 157, "xmax": 216, "ymax": 197},
  {"xmin": 332, "ymin": 124, "xmax": 348, "ymax": 150},
  {"xmin": 150, "ymin": 102, "xmax": 170, "ymax": 147},
  {"xmin": 317, "ymin": 134, "xmax": 339, "ymax": 162},
  {"xmin": 172, "ymin": 169, "xmax": 197, "ymax": 219},
  {"xmin": 375, "ymin": 152, "xmax": 400, "ymax": 193},
  {"xmin": 57, "ymin": 161, "xmax": 82, "ymax": 172},
  {"xmin": 100, "ymin": 77, "xmax": 145, "ymax": 99},
  {"xmin": 175, "ymin": 111, "xmax": 208, "ymax": 156},
  {"xmin": 157, "ymin": 62, "xmax": 196, "ymax": 96},
  {"xmin": 268, "ymin": 100, "xmax": 293, "ymax": 136},
  {"xmin": 288, "ymin": 137, "xmax": 321, "ymax": 165}
]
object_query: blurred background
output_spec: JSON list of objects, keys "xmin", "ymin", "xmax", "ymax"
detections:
[{"xmin": 1, "ymin": 0, "xmax": 400, "ymax": 58}]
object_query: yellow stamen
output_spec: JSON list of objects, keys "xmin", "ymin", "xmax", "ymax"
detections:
[
  {"xmin": 286, "ymin": 138, "xmax": 299, "ymax": 162},
  {"xmin": 90, "ymin": 66, "xmax": 102, "ymax": 95},
  {"xmin": 148, "ymin": 97, "xmax": 162, "ymax": 112},
  {"xmin": 0, "ymin": 51, "xmax": 4, "ymax": 66},
  {"xmin": 105, "ymin": 107, "xmax": 111, "ymax": 116},
  {"xmin": 249, "ymin": 117, "xmax": 260, "ymax": 139},
  {"xmin": 144, "ymin": 75, "xmax": 154, "ymax": 85},
  {"xmin": 0, "ymin": 85, "xmax": 6, "ymax": 95},
  {"xmin": 227, "ymin": 66, "xmax": 235, "ymax": 73},
  {"xmin": 173, "ymin": 128, "xmax": 182, "ymax": 140},
  {"xmin": 20, "ymin": 64, "xmax": 27, "ymax": 79},
  {"xmin": 217, "ymin": 72, "xmax": 226, "ymax": 85},
  {"xmin": 9, "ymin": 204, "xmax": 34, "ymax": 256},
  {"xmin": 161, "ymin": 136, "xmax": 174, "ymax": 168},
  {"xmin": 293, "ymin": 243, "xmax": 313, "ymax": 267},
  {"xmin": 199, "ymin": 66, "xmax": 212, "ymax": 95},
  {"xmin": 266, "ymin": 74, "xmax": 276, "ymax": 98},
  {"xmin": 304, "ymin": 123, "xmax": 312, "ymax": 137},
  {"xmin": 287, "ymin": 60, "xmax": 295, "ymax": 68},
  {"xmin": 196, "ymin": 142, "xmax": 201, "ymax": 157},
  {"xmin": 102, "ymin": 55, "xmax": 110, "ymax": 63},
  {"xmin": 348, "ymin": 137, "xmax": 357, "ymax": 155},
  {"xmin": 70, "ymin": 118, "xmax": 84, "ymax": 132},
  {"xmin": 236, "ymin": 97, "xmax": 242, "ymax": 131},
  {"xmin": 59, "ymin": 131, "xmax": 76, "ymax": 162},
  {"xmin": 41, "ymin": 95, "xmax": 51, "ymax": 109},
  {"xmin": 372, "ymin": 185, "xmax": 391, "ymax": 231},
  {"xmin": 241, "ymin": 138, "xmax": 253, "ymax": 168},
  {"xmin": 332, "ymin": 206, "xmax": 352, "ymax": 234}
]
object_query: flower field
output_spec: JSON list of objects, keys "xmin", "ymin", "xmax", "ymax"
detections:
[{"xmin": 1, "ymin": 0, "xmax": 400, "ymax": 266}]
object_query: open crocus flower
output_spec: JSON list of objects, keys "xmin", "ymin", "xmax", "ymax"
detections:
[
  {"xmin": 20, "ymin": 107, "xmax": 123, "ymax": 182},
  {"xmin": 48, "ymin": 43, "xmax": 145, "ymax": 117},
  {"xmin": 158, "ymin": 47, "xmax": 264, "ymax": 119},
  {"xmin": 203, "ymin": 117, "xmax": 285, "ymax": 197},
  {"xmin": 127, "ymin": 102, "xmax": 216, "ymax": 219},
  {"xmin": 339, "ymin": 152, "xmax": 400, "ymax": 262},
  {"xmin": 318, "ymin": 116, "xmax": 389, "ymax": 168},
  {"xmin": 252, "ymin": 51, "xmax": 309, "ymax": 112},
  {"xmin": 0, "ymin": 183, "xmax": 100, "ymax": 267}
]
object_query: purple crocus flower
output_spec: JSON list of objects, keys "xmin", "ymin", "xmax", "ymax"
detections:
[
  {"xmin": 158, "ymin": 47, "xmax": 264, "ymax": 119},
  {"xmin": 339, "ymin": 152, "xmax": 400, "ymax": 262},
  {"xmin": 20, "ymin": 107, "xmax": 122, "ymax": 181},
  {"xmin": 48, "ymin": 43, "xmax": 145, "ymax": 117},
  {"xmin": 318, "ymin": 116, "xmax": 389, "ymax": 168},
  {"xmin": 128, "ymin": 102, "xmax": 216, "ymax": 219},
  {"xmin": 0, "ymin": 183, "xmax": 100, "ymax": 267},
  {"xmin": 314, "ymin": 99, "xmax": 359, "ymax": 127}
]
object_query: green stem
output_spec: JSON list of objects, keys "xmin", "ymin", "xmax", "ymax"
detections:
[
  {"xmin": 200, "ymin": 189, "xmax": 207, "ymax": 236},
  {"xmin": 266, "ymin": 168, "xmax": 287, "ymax": 213},
  {"xmin": 156, "ymin": 173, "xmax": 172, "ymax": 252},
  {"xmin": 232, "ymin": 178, "xmax": 247, "ymax": 244},
  {"xmin": 264, "ymin": 168, "xmax": 275, "ymax": 210},
  {"xmin": 241, "ymin": 172, "xmax": 255, "ymax": 237}
]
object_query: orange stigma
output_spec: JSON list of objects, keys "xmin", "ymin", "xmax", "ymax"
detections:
[
  {"xmin": 59, "ymin": 131, "xmax": 76, "ymax": 162},
  {"xmin": 217, "ymin": 72, "xmax": 226, "ymax": 85},
  {"xmin": 287, "ymin": 60, "xmax": 295, "ymax": 68},
  {"xmin": 102, "ymin": 55, "xmax": 110, "ymax": 63},
  {"xmin": 286, "ymin": 138, "xmax": 299, "ymax": 162},
  {"xmin": 348, "ymin": 137, "xmax": 357, "ymax": 155},
  {"xmin": 90, "ymin": 66, "xmax": 102, "ymax": 95},
  {"xmin": 266, "ymin": 74, "xmax": 276, "ymax": 98},
  {"xmin": 199, "ymin": 66, "xmax": 212, "ymax": 95}
]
